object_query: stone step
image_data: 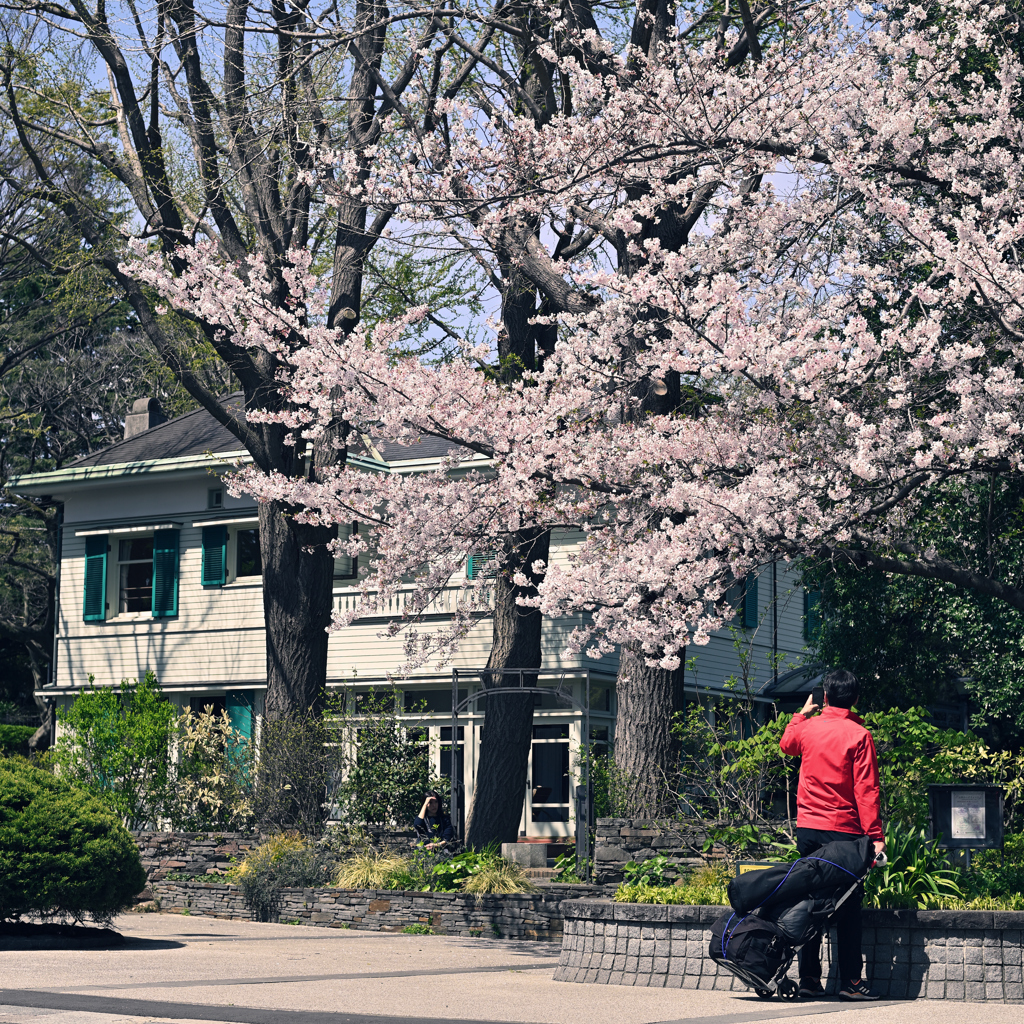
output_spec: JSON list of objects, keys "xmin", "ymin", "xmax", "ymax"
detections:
[{"xmin": 524, "ymin": 868, "xmax": 557, "ymax": 884}]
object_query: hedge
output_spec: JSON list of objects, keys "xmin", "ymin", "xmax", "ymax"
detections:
[
  {"xmin": 0, "ymin": 725, "xmax": 36, "ymax": 757},
  {"xmin": 0, "ymin": 757, "xmax": 146, "ymax": 925}
]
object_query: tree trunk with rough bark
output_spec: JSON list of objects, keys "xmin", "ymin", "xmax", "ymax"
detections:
[
  {"xmin": 464, "ymin": 526, "xmax": 550, "ymax": 849},
  {"xmin": 259, "ymin": 503, "xmax": 336, "ymax": 718},
  {"xmin": 613, "ymin": 646, "xmax": 685, "ymax": 817}
]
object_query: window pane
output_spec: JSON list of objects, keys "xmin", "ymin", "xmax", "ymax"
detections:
[
  {"xmin": 334, "ymin": 522, "xmax": 358, "ymax": 579},
  {"xmin": 414, "ymin": 689, "xmax": 468, "ymax": 713},
  {"xmin": 532, "ymin": 741, "xmax": 570, "ymax": 802},
  {"xmin": 237, "ymin": 528, "xmax": 262, "ymax": 578},
  {"xmin": 533, "ymin": 724, "xmax": 569, "ymax": 739},
  {"xmin": 119, "ymin": 560, "xmax": 152, "ymax": 612},
  {"xmin": 531, "ymin": 806, "xmax": 570, "ymax": 822},
  {"xmin": 119, "ymin": 537, "xmax": 153, "ymax": 562}
]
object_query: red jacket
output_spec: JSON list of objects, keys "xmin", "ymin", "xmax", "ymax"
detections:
[{"xmin": 779, "ymin": 706, "xmax": 884, "ymax": 840}]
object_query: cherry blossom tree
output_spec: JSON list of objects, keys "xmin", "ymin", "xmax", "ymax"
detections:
[{"xmin": 125, "ymin": 0, "xmax": 1024, "ymax": 824}]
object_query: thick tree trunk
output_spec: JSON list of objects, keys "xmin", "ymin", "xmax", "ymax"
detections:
[
  {"xmin": 260, "ymin": 502, "xmax": 336, "ymax": 719},
  {"xmin": 613, "ymin": 645, "xmax": 685, "ymax": 817},
  {"xmin": 464, "ymin": 527, "xmax": 550, "ymax": 849}
]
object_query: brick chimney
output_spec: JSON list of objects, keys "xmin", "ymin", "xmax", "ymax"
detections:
[{"xmin": 124, "ymin": 397, "xmax": 168, "ymax": 439}]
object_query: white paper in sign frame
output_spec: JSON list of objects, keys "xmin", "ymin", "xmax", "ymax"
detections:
[{"xmin": 950, "ymin": 790, "xmax": 986, "ymax": 840}]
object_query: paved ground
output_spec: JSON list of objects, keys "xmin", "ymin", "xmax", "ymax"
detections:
[{"xmin": 0, "ymin": 914, "xmax": 1018, "ymax": 1024}]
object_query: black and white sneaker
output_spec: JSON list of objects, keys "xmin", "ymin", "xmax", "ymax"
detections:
[
  {"xmin": 798, "ymin": 979, "xmax": 826, "ymax": 999},
  {"xmin": 838, "ymin": 980, "xmax": 880, "ymax": 1001}
]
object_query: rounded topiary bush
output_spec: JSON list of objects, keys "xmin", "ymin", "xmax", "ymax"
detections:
[{"xmin": 0, "ymin": 757, "xmax": 146, "ymax": 925}]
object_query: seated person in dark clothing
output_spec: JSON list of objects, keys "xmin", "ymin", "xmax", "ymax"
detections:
[{"xmin": 414, "ymin": 790, "xmax": 454, "ymax": 849}]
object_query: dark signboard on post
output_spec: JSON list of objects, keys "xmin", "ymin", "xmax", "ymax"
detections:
[{"xmin": 928, "ymin": 784, "xmax": 1003, "ymax": 850}]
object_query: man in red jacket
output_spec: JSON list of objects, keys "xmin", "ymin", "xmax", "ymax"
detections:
[{"xmin": 780, "ymin": 669, "xmax": 885, "ymax": 1002}]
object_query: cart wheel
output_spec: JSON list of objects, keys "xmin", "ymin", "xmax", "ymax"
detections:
[
  {"xmin": 777, "ymin": 979, "xmax": 800, "ymax": 1000},
  {"xmin": 754, "ymin": 988, "xmax": 774, "ymax": 1000}
]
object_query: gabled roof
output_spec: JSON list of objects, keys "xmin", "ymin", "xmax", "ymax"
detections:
[
  {"xmin": 72, "ymin": 395, "xmax": 246, "ymax": 468},
  {"xmin": 71, "ymin": 394, "xmax": 465, "ymax": 470}
]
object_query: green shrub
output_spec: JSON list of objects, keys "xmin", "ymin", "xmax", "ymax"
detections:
[
  {"xmin": 402, "ymin": 923, "xmax": 432, "ymax": 934},
  {"xmin": 0, "ymin": 757, "xmax": 146, "ymax": 925},
  {"xmin": 968, "ymin": 831, "xmax": 1024, "ymax": 901},
  {"xmin": 168, "ymin": 705, "xmax": 253, "ymax": 831},
  {"xmin": 232, "ymin": 834, "xmax": 340, "ymax": 921},
  {"xmin": 615, "ymin": 864, "xmax": 730, "ymax": 906},
  {"xmin": 52, "ymin": 672, "xmax": 175, "ymax": 828},
  {"xmin": 0, "ymin": 725, "xmax": 36, "ymax": 757}
]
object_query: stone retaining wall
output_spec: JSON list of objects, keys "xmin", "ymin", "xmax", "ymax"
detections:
[
  {"xmin": 555, "ymin": 901, "xmax": 1024, "ymax": 1002},
  {"xmin": 594, "ymin": 819, "xmax": 710, "ymax": 885},
  {"xmin": 151, "ymin": 881, "xmax": 611, "ymax": 940},
  {"xmin": 131, "ymin": 829, "xmax": 420, "ymax": 885},
  {"xmin": 133, "ymin": 832, "xmax": 261, "ymax": 884}
]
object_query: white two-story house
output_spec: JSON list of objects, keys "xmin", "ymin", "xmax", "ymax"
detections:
[{"xmin": 11, "ymin": 396, "xmax": 817, "ymax": 837}]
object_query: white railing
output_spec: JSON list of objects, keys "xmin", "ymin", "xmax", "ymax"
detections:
[{"xmin": 333, "ymin": 584, "xmax": 496, "ymax": 620}]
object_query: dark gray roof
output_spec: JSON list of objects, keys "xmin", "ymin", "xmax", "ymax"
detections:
[
  {"xmin": 375, "ymin": 435, "xmax": 466, "ymax": 462},
  {"xmin": 73, "ymin": 395, "xmax": 246, "ymax": 468},
  {"xmin": 74, "ymin": 395, "xmax": 463, "ymax": 469}
]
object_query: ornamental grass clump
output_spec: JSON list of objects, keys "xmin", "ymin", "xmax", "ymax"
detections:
[
  {"xmin": 460, "ymin": 859, "xmax": 538, "ymax": 895},
  {"xmin": 334, "ymin": 850, "xmax": 414, "ymax": 890}
]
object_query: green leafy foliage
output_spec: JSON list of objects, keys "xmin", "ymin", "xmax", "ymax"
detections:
[
  {"xmin": 805, "ymin": 476, "xmax": 1024, "ymax": 744},
  {"xmin": 53, "ymin": 672, "xmax": 175, "ymax": 828},
  {"xmin": 622, "ymin": 855, "xmax": 671, "ymax": 887},
  {"xmin": 426, "ymin": 847, "xmax": 502, "ymax": 892},
  {"xmin": 401, "ymin": 923, "xmax": 433, "ymax": 934},
  {"xmin": 253, "ymin": 689, "xmax": 439, "ymax": 835},
  {"xmin": 0, "ymin": 756, "xmax": 146, "ymax": 924},
  {"xmin": 329, "ymin": 844, "xmax": 536, "ymax": 895},
  {"xmin": 669, "ymin": 701, "xmax": 798, "ymax": 854},
  {"xmin": 968, "ymin": 832, "xmax": 1024, "ymax": 903},
  {"xmin": 861, "ymin": 707, "xmax": 1024, "ymax": 831},
  {"xmin": 552, "ymin": 850, "xmax": 585, "ymax": 883},
  {"xmin": 864, "ymin": 823, "xmax": 965, "ymax": 909}
]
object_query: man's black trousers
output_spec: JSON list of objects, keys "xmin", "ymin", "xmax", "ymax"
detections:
[{"xmin": 795, "ymin": 828, "xmax": 865, "ymax": 984}]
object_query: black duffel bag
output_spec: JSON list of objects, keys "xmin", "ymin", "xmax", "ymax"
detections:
[
  {"xmin": 726, "ymin": 835, "xmax": 873, "ymax": 914},
  {"xmin": 708, "ymin": 911, "xmax": 792, "ymax": 984}
]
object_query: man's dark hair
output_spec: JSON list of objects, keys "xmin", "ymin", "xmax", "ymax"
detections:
[{"xmin": 823, "ymin": 669, "xmax": 859, "ymax": 709}]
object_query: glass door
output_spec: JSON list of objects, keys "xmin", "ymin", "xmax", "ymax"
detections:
[{"xmin": 528, "ymin": 723, "xmax": 570, "ymax": 833}]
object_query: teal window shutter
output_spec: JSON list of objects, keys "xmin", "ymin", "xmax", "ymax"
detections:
[
  {"xmin": 152, "ymin": 529, "xmax": 179, "ymax": 617},
  {"xmin": 742, "ymin": 575, "xmax": 759, "ymax": 628},
  {"xmin": 83, "ymin": 535, "xmax": 108, "ymax": 621},
  {"xmin": 804, "ymin": 589, "xmax": 822, "ymax": 641},
  {"xmin": 467, "ymin": 552, "xmax": 497, "ymax": 580},
  {"xmin": 201, "ymin": 525, "xmax": 228, "ymax": 587},
  {"xmin": 226, "ymin": 692, "xmax": 252, "ymax": 740}
]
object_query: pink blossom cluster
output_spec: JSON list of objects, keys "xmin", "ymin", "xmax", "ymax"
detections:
[{"xmin": 123, "ymin": 2, "xmax": 1024, "ymax": 669}]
